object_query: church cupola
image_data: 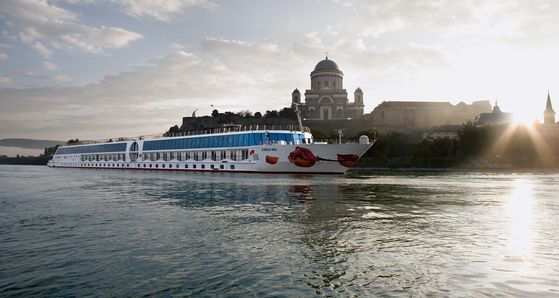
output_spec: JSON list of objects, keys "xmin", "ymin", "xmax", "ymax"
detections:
[
  {"xmin": 291, "ymin": 88, "xmax": 301, "ymax": 104},
  {"xmin": 354, "ymin": 87, "xmax": 363, "ymax": 104},
  {"xmin": 544, "ymin": 92, "xmax": 556, "ymax": 125}
]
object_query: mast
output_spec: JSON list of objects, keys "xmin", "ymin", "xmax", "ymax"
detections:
[{"xmin": 293, "ymin": 103, "xmax": 304, "ymax": 132}]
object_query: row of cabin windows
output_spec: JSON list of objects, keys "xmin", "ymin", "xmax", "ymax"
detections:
[
  {"xmin": 78, "ymin": 163, "xmax": 236, "ymax": 170},
  {"xmin": 143, "ymin": 150, "xmax": 249, "ymax": 162},
  {"xmin": 143, "ymin": 133, "xmax": 304, "ymax": 151},
  {"xmin": 80, "ymin": 150, "xmax": 250, "ymax": 162},
  {"xmin": 82, "ymin": 153, "xmax": 124, "ymax": 161},
  {"xmin": 57, "ymin": 143, "xmax": 127, "ymax": 155},
  {"xmin": 57, "ymin": 133, "xmax": 309, "ymax": 156}
]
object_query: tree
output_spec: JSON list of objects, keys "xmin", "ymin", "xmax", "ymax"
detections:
[
  {"xmin": 164, "ymin": 125, "xmax": 180, "ymax": 136},
  {"xmin": 264, "ymin": 110, "xmax": 279, "ymax": 118},
  {"xmin": 212, "ymin": 109, "xmax": 219, "ymax": 117},
  {"xmin": 278, "ymin": 107, "xmax": 297, "ymax": 119},
  {"xmin": 254, "ymin": 112, "xmax": 262, "ymax": 118},
  {"xmin": 237, "ymin": 110, "xmax": 253, "ymax": 118}
]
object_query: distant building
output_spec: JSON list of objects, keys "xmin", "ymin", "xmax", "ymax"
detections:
[
  {"xmin": 423, "ymin": 125, "xmax": 461, "ymax": 139},
  {"xmin": 371, "ymin": 100, "xmax": 492, "ymax": 131},
  {"xmin": 544, "ymin": 92, "xmax": 556, "ymax": 125},
  {"xmin": 474, "ymin": 102, "xmax": 513, "ymax": 126},
  {"xmin": 539, "ymin": 92, "xmax": 559, "ymax": 138},
  {"xmin": 292, "ymin": 56, "xmax": 364, "ymax": 120}
]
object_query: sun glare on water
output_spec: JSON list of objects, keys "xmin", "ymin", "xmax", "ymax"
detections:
[{"xmin": 505, "ymin": 179, "xmax": 535, "ymax": 259}]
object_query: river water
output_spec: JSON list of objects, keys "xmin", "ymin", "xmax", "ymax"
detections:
[{"xmin": 1, "ymin": 165, "xmax": 558, "ymax": 296}]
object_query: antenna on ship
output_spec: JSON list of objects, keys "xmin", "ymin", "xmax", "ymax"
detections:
[{"xmin": 293, "ymin": 103, "xmax": 304, "ymax": 132}]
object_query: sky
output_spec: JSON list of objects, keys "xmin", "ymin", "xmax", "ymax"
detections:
[{"xmin": 0, "ymin": 0, "xmax": 558, "ymax": 140}]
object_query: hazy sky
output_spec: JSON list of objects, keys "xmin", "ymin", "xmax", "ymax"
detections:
[{"xmin": 0, "ymin": 0, "xmax": 558, "ymax": 140}]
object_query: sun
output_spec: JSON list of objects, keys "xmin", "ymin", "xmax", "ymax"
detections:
[{"xmin": 512, "ymin": 113, "xmax": 536, "ymax": 127}]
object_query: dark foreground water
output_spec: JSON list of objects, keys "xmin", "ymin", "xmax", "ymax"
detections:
[{"xmin": 1, "ymin": 165, "xmax": 559, "ymax": 297}]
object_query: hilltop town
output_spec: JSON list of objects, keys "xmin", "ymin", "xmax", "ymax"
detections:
[{"xmin": 169, "ymin": 56, "xmax": 559, "ymax": 169}]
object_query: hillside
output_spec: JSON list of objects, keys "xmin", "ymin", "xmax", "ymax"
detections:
[{"xmin": 0, "ymin": 138, "xmax": 64, "ymax": 149}]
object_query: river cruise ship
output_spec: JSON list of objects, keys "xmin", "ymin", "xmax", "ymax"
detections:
[{"xmin": 48, "ymin": 125, "xmax": 373, "ymax": 174}]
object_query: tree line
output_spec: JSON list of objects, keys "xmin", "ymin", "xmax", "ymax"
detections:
[{"xmin": 359, "ymin": 122, "xmax": 559, "ymax": 169}]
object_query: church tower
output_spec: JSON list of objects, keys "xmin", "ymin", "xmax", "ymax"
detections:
[
  {"xmin": 544, "ymin": 92, "xmax": 556, "ymax": 125},
  {"xmin": 354, "ymin": 87, "xmax": 363, "ymax": 105},
  {"xmin": 291, "ymin": 88, "xmax": 301, "ymax": 105}
]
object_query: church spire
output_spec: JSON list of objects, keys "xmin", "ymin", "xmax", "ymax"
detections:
[
  {"xmin": 546, "ymin": 91, "xmax": 554, "ymax": 112},
  {"xmin": 544, "ymin": 91, "xmax": 556, "ymax": 125}
]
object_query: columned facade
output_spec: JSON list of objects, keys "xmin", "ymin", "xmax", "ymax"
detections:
[{"xmin": 292, "ymin": 56, "xmax": 364, "ymax": 120}]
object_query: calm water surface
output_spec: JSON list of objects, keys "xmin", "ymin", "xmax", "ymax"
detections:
[{"xmin": 1, "ymin": 165, "xmax": 559, "ymax": 296}]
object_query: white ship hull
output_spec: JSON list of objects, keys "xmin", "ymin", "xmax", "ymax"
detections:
[{"xmin": 49, "ymin": 143, "xmax": 372, "ymax": 174}]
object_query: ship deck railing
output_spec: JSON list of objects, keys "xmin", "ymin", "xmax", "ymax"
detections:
[
  {"xmin": 165, "ymin": 124, "xmax": 310, "ymax": 138},
  {"xmin": 67, "ymin": 125, "xmax": 311, "ymax": 146}
]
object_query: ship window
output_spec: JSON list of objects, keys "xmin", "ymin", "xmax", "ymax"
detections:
[
  {"xmin": 162, "ymin": 164, "xmax": 165, "ymax": 168},
  {"xmin": 201, "ymin": 165, "xmax": 205, "ymax": 169},
  {"xmin": 220, "ymin": 165, "xmax": 224, "ymax": 169},
  {"xmin": 149, "ymin": 164, "xmax": 152, "ymax": 168},
  {"xmin": 193, "ymin": 164, "xmax": 196, "ymax": 169},
  {"xmin": 247, "ymin": 134, "xmax": 254, "ymax": 146},
  {"xmin": 209, "ymin": 136, "xmax": 216, "ymax": 147},
  {"xmin": 185, "ymin": 164, "xmax": 188, "ymax": 169},
  {"xmin": 222, "ymin": 135, "xmax": 228, "ymax": 147},
  {"xmin": 255, "ymin": 133, "xmax": 263, "ymax": 145},
  {"xmin": 230, "ymin": 165, "xmax": 235, "ymax": 170},
  {"xmin": 176, "ymin": 164, "xmax": 179, "ymax": 169},
  {"xmin": 211, "ymin": 165, "xmax": 214, "ymax": 169}
]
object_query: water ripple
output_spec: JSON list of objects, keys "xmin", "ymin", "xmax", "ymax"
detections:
[{"xmin": 1, "ymin": 165, "xmax": 559, "ymax": 296}]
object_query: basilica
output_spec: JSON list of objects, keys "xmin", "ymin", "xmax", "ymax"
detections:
[{"xmin": 291, "ymin": 56, "xmax": 364, "ymax": 120}]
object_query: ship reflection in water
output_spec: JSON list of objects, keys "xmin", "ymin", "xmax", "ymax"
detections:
[{"xmin": 1, "ymin": 166, "xmax": 559, "ymax": 296}]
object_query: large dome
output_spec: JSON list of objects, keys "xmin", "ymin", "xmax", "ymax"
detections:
[{"xmin": 314, "ymin": 57, "xmax": 339, "ymax": 72}]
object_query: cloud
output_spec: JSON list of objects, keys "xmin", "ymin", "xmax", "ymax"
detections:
[
  {"xmin": 42, "ymin": 61, "xmax": 58, "ymax": 71},
  {"xmin": 0, "ymin": 34, "xmax": 446, "ymax": 139},
  {"xmin": 60, "ymin": 0, "xmax": 216, "ymax": 22},
  {"xmin": 113, "ymin": 0, "xmax": 216, "ymax": 21},
  {"xmin": 356, "ymin": 0, "xmax": 559, "ymax": 43},
  {"xmin": 0, "ymin": 0, "xmax": 143, "ymax": 55},
  {"xmin": 0, "ymin": 52, "xmax": 7, "ymax": 61},
  {"xmin": 0, "ymin": 76, "xmax": 11, "ymax": 86},
  {"xmin": 31, "ymin": 41, "xmax": 52, "ymax": 58}
]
